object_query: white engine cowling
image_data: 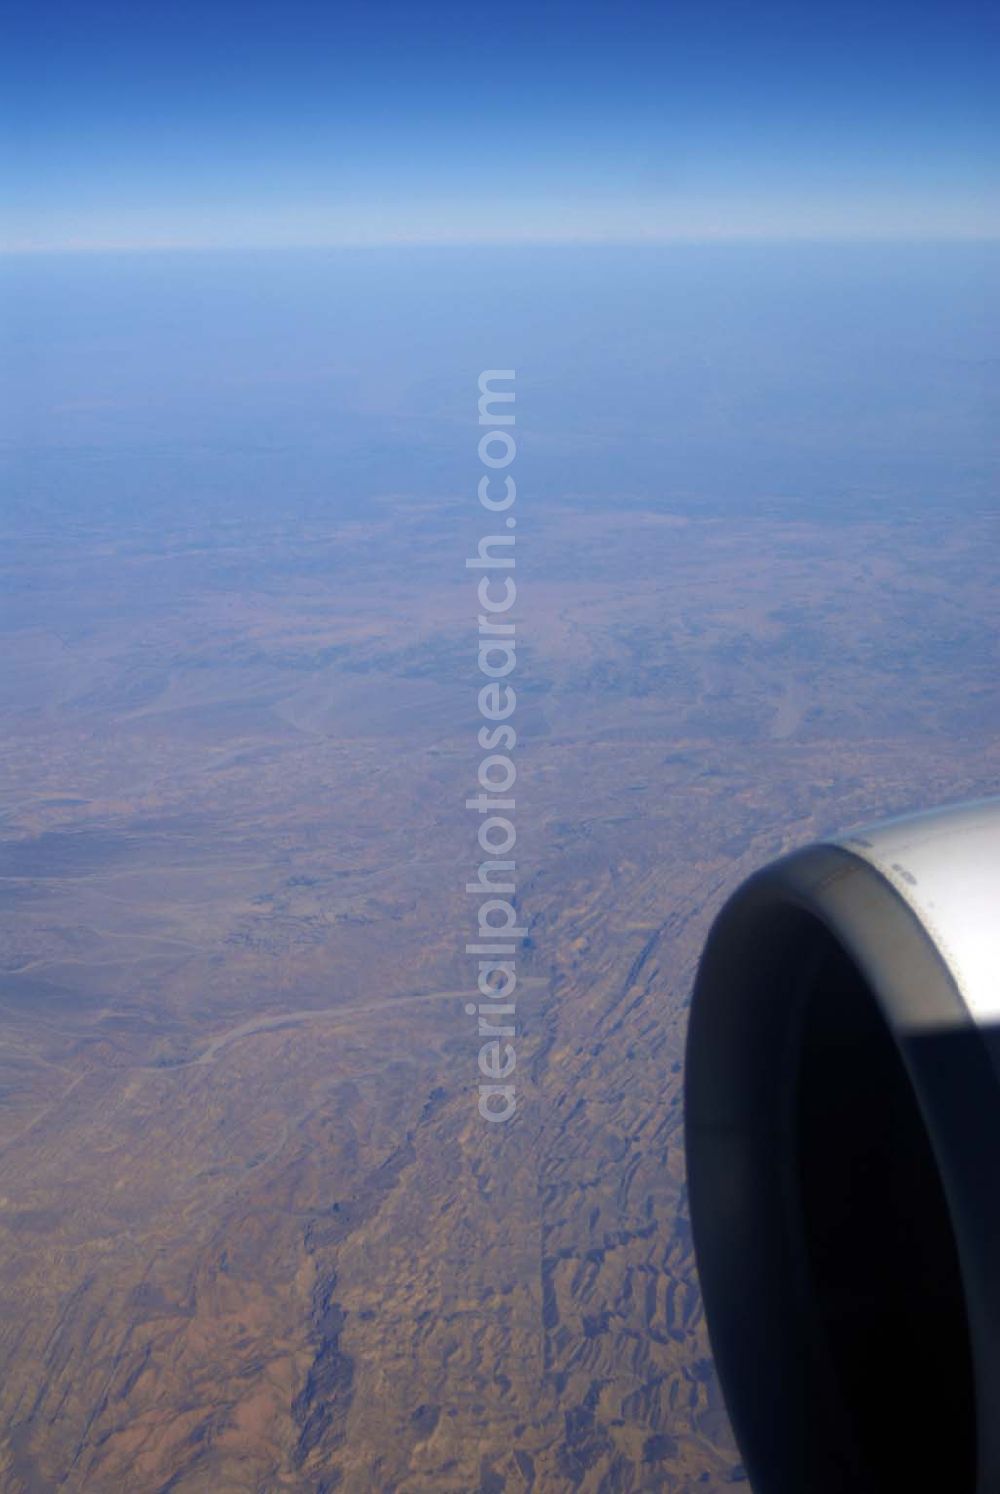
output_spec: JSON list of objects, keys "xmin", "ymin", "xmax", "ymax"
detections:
[{"xmin": 685, "ymin": 798, "xmax": 1000, "ymax": 1494}]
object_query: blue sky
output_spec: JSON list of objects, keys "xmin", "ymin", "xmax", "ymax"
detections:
[{"xmin": 2, "ymin": 0, "xmax": 998, "ymax": 249}]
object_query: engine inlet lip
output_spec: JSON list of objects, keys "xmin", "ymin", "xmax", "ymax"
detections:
[{"xmin": 685, "ymin": 840, "xmax": 1000, "ymax": 1494}]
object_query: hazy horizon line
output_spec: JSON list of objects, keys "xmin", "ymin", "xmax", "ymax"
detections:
[{"xmin": 4, "ymin": 230, "xmax": 1000, "ymax": 257}]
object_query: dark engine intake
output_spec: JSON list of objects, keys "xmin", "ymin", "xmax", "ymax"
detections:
[{"xmin": 684, "ymin": 800, "xmax": 1000, "ymax": 1494}]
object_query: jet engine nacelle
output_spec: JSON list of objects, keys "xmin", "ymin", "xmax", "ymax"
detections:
[{"xmin": 685, "ymin": 799, "xmax": 1000, "ymax": 1494}]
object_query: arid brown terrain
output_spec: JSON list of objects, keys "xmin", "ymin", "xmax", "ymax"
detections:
[{"xmin": 0, "ymin": 494, "xmax": 996, "ymax": 1491}]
